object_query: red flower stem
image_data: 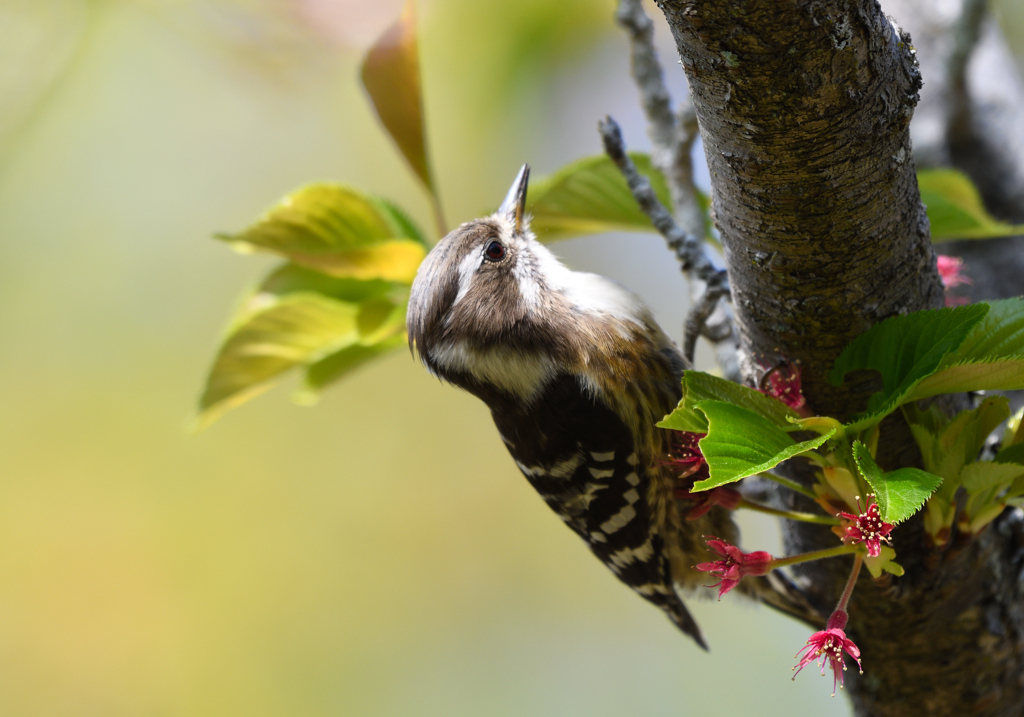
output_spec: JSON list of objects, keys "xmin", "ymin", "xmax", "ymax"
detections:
[
  {"xmin": 756, "ymin": 472, "xmax": 818, "ymax": 501},
  {"xmin": 835, "ymin": 553, "xmax": 864, "ymax": 614},
  {"xmin": 768, "ymin": 544, "xmax": 860, "ymax": 570},
  {"xmin": 737, "ymin": 498, "xmax": 841, "ymax": 526}
]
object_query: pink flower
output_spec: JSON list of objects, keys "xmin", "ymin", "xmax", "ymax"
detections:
[
  {"xmin": 937, "ymin": 255, "xmax": 971, "ymax": 288},
  {"xmin": 937, "ymin": 255, "xmax": 971, "ymax": 306},
  {"xmin": 695, "ymin": 537, "xmax": 773, "ymax": 599},
  {"xmin": 665, "ymin": 431, "xmax": 709, "ymax": 481},
  {"xmin": 838, "ymin": 495, "xmax": 894, "ymax": 558},
  {"xmin": 757, "ymin": 362, "xmax": 810, "ymax": 416},
  {"xmin": 793, "ymin": 610, "xmax": 863, "ymax": 697}
]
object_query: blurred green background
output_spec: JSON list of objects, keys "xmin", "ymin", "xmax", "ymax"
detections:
[{"xmin": 2, "ymin": 1, "xmax": 1022, "ymax": 715}]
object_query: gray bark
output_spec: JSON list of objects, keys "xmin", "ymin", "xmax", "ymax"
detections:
[{"xmin": 654, "ymin": 0, "xmax": 1024, "ymax": 713}]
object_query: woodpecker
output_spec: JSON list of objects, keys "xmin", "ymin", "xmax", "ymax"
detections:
[{"xmin": 407, "ymin": 165, "xmax": 740, "ymax": 649}]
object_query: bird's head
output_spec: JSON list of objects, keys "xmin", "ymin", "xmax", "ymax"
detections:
[{"xmin": 407, "ymin": 164, "xmax": 658, "ymax": 401}]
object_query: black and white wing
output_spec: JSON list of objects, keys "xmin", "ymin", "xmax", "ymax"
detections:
[{"xmin": 490, "ymin": 374, "xmax": 707, "ymax": 649}]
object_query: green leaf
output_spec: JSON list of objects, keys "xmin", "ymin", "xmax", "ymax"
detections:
[
  {"xmin": 854, "ymin": 442, "xmax": 943, "ymax": 523},
  {"xmin": 298, "ymin": 334, "xmax": 407, "ymax": 402},
  {"xmin": 355, "ymin": 296, "xmax": 407, "ymax": 345},
  {"xmin": 372, "ymin": 196, "xmax": 428, "ymax": 247},
  {"xmin": 961, "ymin": 461, "xmax": 1024, "ymax": 527},
  {"xmin": 197, "ymin": 264, "xmax": 410, "ymax": 427},
  {"xmin": 829, "ymin": 304, "xmax": 990, "ymax": 432},
  {"xmin": 219, "ymin": 184, "xmax": 427, "ymax": 283},
  {"xmin": 657, "ymin": 371, "xmax": 798, "ymax": 433},
  {"xmin": 360, "ymin": 1, "xmax": 435, "ymax": 197},
  {"xmin": 947, "ymin": 298, "xmax": 1024, "ymax": 359},
  {"xmin": 256, "ymin": 263, "xmax": 396, "ymax": 304},
  {"xmin": 528, "ymin": 154, "xmax": 708, "ymax": 242},
  {"xmin": 1005, "ymin": 408, "xmax": 1024, "ymax": 447},
  {"xmin": 907, "ymin": 359, "xmax": 1024, "ymax": 400},
  {"xmin": 690, "ymin": 401, "xmax": 833, "ymax": 491},
  {"xmin": 197, "ymin": 293, "xmax": 362, "ymax": 429},
  {"xmin": 902, "ymin": 298, "xmax": 1024, "ymax": 402},
  {"xmin": 905, "ymin": 396, "xmax": 1009, "ymax": 506},
  {"xmin": 960, "ymin": 461, "xmax": 1024, "ymax": 494},
  {"xmin": 919, "ymin": 169, "xmax": 1024, "ymax": 241},
  {"xmin": 995, "ymin": 443, "xmax": 1024, "ymax": 465}
]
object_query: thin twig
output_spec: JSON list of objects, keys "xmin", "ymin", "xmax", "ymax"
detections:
[
  {"xmin": 683, "ymin": 280, "xmax": 728, "ymax": 365},
  {"xmin": 738, "ymin": 499, "xmax": 842, "ymax": 526},
  {"xmin": 599, "ymin": 116, "xmax": 730, "ymax": 367},
  {"xmin": 757, "ymin": 472, "xmax": 819, "ymax": 501},
  {"xmin": 599, "ymin": 116, "xmax": 720, "ymax": 283},
  {"xmin": 615, "ymin": 0, "xmax": 704, "ymax": 237}
]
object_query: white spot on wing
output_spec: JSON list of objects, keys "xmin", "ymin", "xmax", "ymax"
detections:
[
  {"xmin": 609, "ymin": 539, "xmax": 655, "ymax": 569},
  {"xmin": 590, "ymin": 531, "xmax": 607, "ymax": 543},
  {"xmin": 627, "ymin": 454, "xmax": 639, "ymax": 466},
  {"xmin": 515, "ymin": 461, "xmax": 540, "ymax": 476},
  {"xmin": 515, "ymin": 453, "xmax": 582, "ymax": 480},
  {"xmin": 565, "ymin": 482, "xmax": 607, "ymax": 512},
  {"xmin": 588, "ymin": 467, "xmax": 615, "ymax": 479},
  {"xmin": 600, "ymin": 504, "xmax": 637, "ymax": 534},
  {"xmin": 590, "ymin": 451, "xmax": 615, "ymax": 462},
  {"xmin": 633, "ymin": 583, "xmax": 673, "ymax": 596},
  {"xmin": 623, "ymin": 489, "xmax": 640, "ymax": 504},
  {"xmin": 549, "ymin": 454, "xmax": 582, "ymax": 478},
  {"xmin": 626, "ymin": 472, "xmax": 640, "ymax": 486}
]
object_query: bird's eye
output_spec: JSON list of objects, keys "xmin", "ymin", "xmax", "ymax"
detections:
[{"xmin": 484, "ymin": 240, "xmax": 506, "ymax": 262}]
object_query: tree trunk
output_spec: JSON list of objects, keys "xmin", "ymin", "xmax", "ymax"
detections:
[{"xmin": 655, "ymin": 0, "xmax": 1024, "ymax": 713}]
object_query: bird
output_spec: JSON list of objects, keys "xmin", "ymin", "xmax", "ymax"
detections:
[{"xmin": 407, "ymin": 165, "xmax": 745, "ymax": 649}]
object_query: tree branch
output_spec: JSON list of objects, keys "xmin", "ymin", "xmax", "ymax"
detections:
[{"xmin": 654, "ymin": 0, "xmax": 1022, "ymax": 714}]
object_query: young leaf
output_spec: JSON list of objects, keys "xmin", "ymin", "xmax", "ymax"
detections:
[
  {"xmin": 919, "ymin": 169, "xmax": 1024, "ymax": 241},
  {"xmin": 905, "ymin": 397, "xmax": 1009, "ymax": 509},
  {"xmin": 529, "ymin": 154, "xmax": 708, "ymax": 242},
  {"xmin": 960, "ymin": 461, "xmax": 1024, "ymax": 495},
  {"xmin": 257, "ymin": 263, "xmax": 396, "ymax": 304},
  {"xmin": 372, "ymin": 196, "xmax": 429, "ymax": 247},
  {"xmin": 961, "ymin": 462, "xmax": 1024, "ymax": 528},
  {"xmin": 298, "ymin": 333, "xmax": 408, "ymax": 403},
  {"xmin": 829, "ymin": 304, "xmax": 990, "ymax": 432},
  {"xmin": 864, "ymin": 545, "xmax": 904, "ymax": 579},
  {"xmin": 690, "ymin": 401, "xmax": 833, "ymax": 491},
  {"xmin": 658, "ymin": 370, "xmax": 798, "ymax": 433},
  {"xmin": 995, "ymin": 443, "xmax": 1024, "ymax": 466},
  {"xmin": 906, "ymin": 360, "xmax": 1024, "ymax": 402},
  {"xmin": 942, "ymin": 298, "xmax": 1024, "ymax": 360},
  {"xmin": 853, "ymin": 442, "xmax": 943, "ymax": 524},
  {"xmin": 360, "ymin": 1, "xmax": 438, "ymax": 202},
  {"xmin": 902, "ymin": 298, "xmax": 1024, "ymax": 402},
  {"xmin": 197, "ymin": 293, "xmax": 362, "ymax": 429},
  {"xmin": 1005, "ymin": 408, "xmax": 1024, "ymax": 447},
  {"xmin": 218, "ymin": 184, "xmax": 427, "ymax": 283},
  {"xmin": 197, "ymin": 265, "xmax": 411, "ymax": 426},
  {"xmin": 870, "ymin": 468, "xmax": 944, "ymax": 525}
]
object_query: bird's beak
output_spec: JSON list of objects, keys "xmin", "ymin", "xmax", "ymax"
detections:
[{"xmin": 498, "ymin": 164, "xmax": 530, "ymax": 233}]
